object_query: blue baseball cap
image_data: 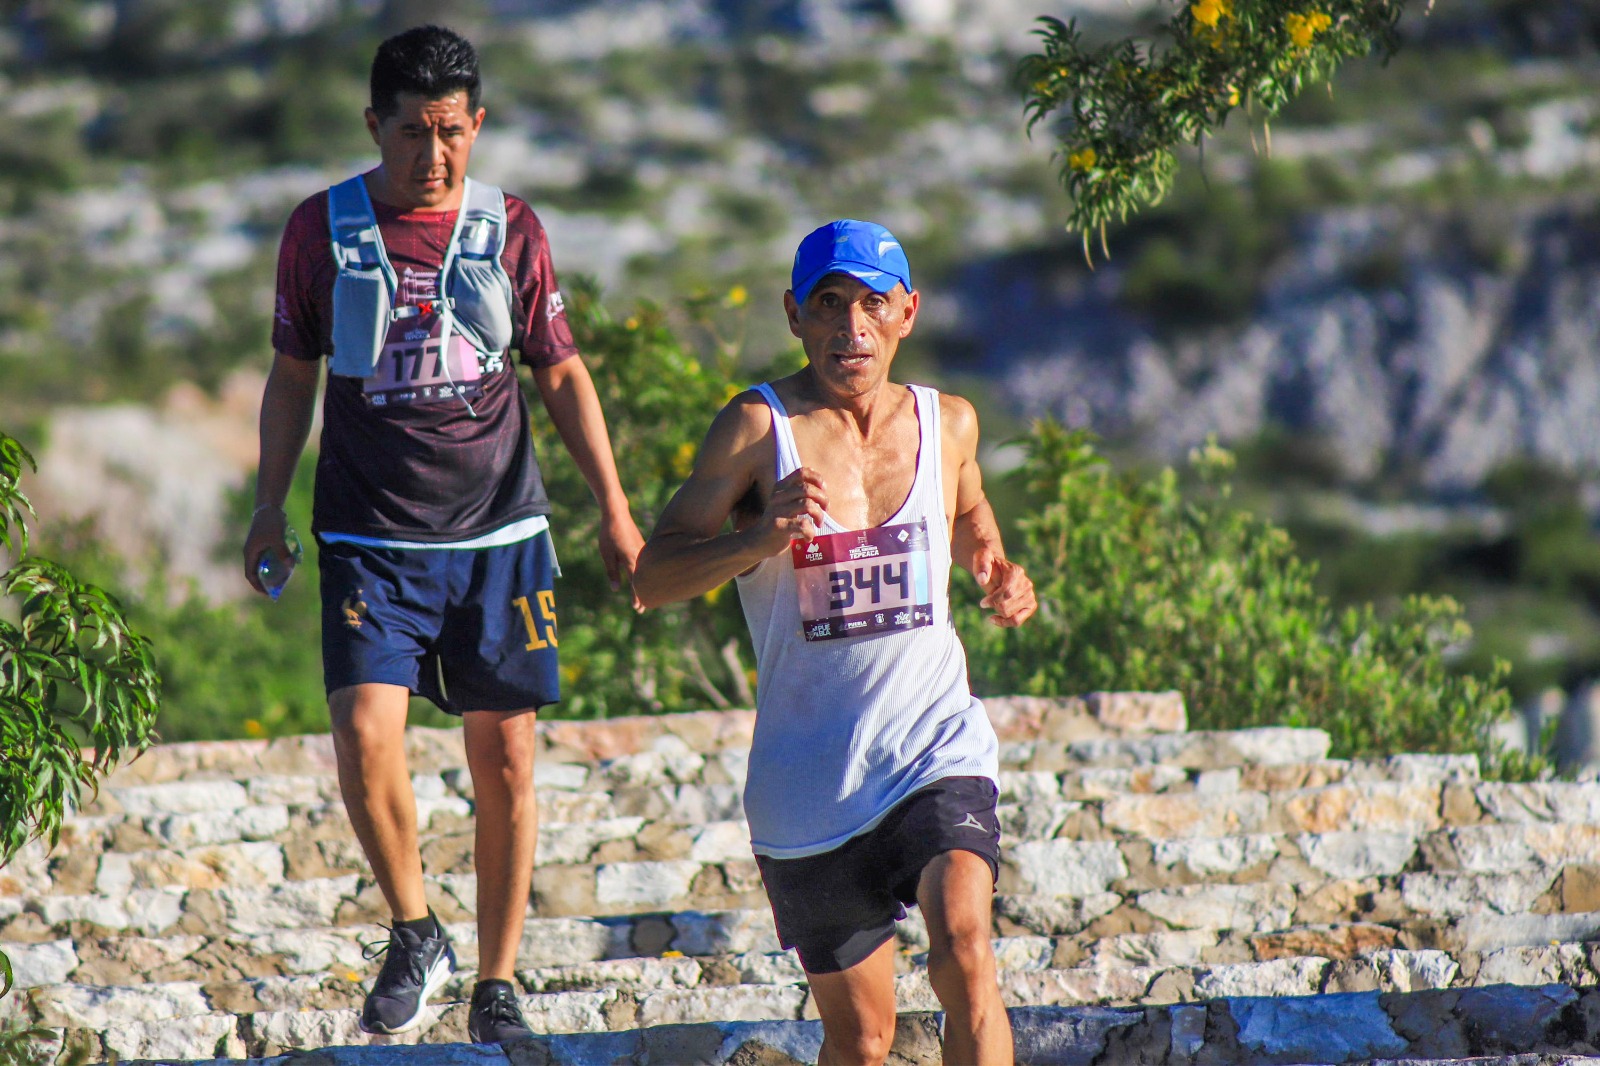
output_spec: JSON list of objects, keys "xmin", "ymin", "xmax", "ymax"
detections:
[{"xmin": 790, "ymin": 219, "xmax": 912, "ymax": 304}]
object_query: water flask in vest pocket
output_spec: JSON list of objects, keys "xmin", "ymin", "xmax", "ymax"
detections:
[{"xmin": 330, "ymin": 269, "xmax": 391, "ymax": 378}]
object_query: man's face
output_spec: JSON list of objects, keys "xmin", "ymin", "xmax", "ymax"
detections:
[
  {"xmin": 365, "ymin": 90, "xmax": 484, "ymax": 211},
  {"xmin": 784, "ymin": 274, "xmax": 919, "ymax": 399}
]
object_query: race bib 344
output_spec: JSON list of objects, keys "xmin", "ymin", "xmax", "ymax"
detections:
[{"xmin": 793, "ymin": 520, "xmax": 934, "ymax": 642}]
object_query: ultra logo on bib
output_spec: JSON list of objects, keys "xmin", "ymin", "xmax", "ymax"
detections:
[{"xmin": 793, "ymin": 520, "xmax": 934, "ymax": 641}]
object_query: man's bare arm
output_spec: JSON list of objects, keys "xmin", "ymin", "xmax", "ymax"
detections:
[
  {"xmin": 634, "ymin": 397, "xmax": 828, "ymax": 608},
  {"xmin": 531, "ymin": 357, "xmax": 644, "ymax": 598},
  {"xmin": 243, "ymin": 352, "xmax": 321, "ymax": 594},
  {"xmin": 945, "ymin": 394, "xmax": 1036, "ymax": 628}
]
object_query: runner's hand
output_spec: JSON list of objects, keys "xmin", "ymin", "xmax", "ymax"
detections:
[
  {"xmin": 973, "ymin": 549, "xmax": 1036, "ymax": 628},
  {"xmin": 598, "ymin": 510, "xmax": 646, "ymax": 611},
  {"xmin": 242, "ymin": 507, "xmax": 290, "ymax": 596},
  {"xmin": 758, "ymin": 467, "xmax": 828, "ymax": 554}
]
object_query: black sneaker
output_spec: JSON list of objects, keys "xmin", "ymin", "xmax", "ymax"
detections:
[
  {"xmin": 358, "ymin": 918, "xmax": 456, "ymax": 1035},
  {"xmin": 468, "ymin": 980, "xmax": 534, "ymax": 1043}
]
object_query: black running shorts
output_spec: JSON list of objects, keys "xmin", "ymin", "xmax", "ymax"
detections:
[{"xmin": 754, "ymin": 775, "xmax": 1000, "ymax": 974}]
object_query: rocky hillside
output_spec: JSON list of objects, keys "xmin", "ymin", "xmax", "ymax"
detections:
[{"xmin": 967, "ymin": 200, "xmax": 1600, "ymax": 493}]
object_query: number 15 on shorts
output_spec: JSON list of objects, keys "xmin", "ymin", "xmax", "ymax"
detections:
[{"xmin": 514, "ymin": 592, "xmax": 559, "ymax": 650}]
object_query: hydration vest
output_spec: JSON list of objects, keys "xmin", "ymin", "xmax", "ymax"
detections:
[{"xmin": 327, "ymin": 175, "xmax": 514, "ymax": 379}]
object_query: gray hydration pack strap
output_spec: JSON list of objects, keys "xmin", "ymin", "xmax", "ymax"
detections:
[
  {"xmin": 327, "ymin": 175, "xmax": 398, "ymax": 379},
  {"xmin": 325, "ymin": 175, "xmax": 514, "ymax": 397}
]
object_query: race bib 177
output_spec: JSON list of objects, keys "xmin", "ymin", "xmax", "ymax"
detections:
[{"xmin": 792, "ymin": 520, "xmax": 934, "ymax": 642}]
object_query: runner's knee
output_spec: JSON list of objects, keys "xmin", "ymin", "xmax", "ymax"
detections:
[{"xmin": 823, "ymin": 1015, "xmax": 895, "ymax": 1064}]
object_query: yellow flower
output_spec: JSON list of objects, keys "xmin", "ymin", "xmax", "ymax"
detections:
[
  {"xmin": 560, "ymin": 662, "xmax": 584, "ymax": 686},
  {"xmin": 701, "ymin": 583, "xmax": 724, "ymax": 606},
  {"xmin": 724, "ymin": 284, "xmax": 748, "ymax": 308},
  {"xmin": 663, "ymin": 950, "xmax": 685, "ymax": 958},
  {"xmin": 1067, "ymin": 147, "xmax": 1098, "ymax": 172},
  {"xmin": 243, "ymin": 719, "xmax": 266, "ymax": 738},
  {"xmin": 721, "ymin": 383, "xmax": 744, "ymax": 405},
  {"xmin": 1191, "ymin": 0, "xmax": 1231, "ymax": 29},
  {"xmin": 1227, "ymin": 85, "xmax": 1240, "ymax": 106},
  {"xmin": 1285, "ymin": 10, "xmax": 1329, "ymax": 48},
  {"xmin": 625, "ymin": 316, "xmax": 640, "ymax": 331},
  {"xmin": 344, "ymin": 970, "xmax": 361, "ymax": 982},
  {"xmin": 671, "ymin": 440, "xmax": 697, "ymax": 479}
]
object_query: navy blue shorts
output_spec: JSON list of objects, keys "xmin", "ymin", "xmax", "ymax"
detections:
[
  {"xmin": 317, "ymin": 533, "xmax": 560, "ymax": 714},
  {"xmin": 755, "ymin": 776, "xmax": 1001, "ymax": 974}
]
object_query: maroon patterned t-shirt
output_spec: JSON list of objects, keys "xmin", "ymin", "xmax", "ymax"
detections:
[{"xmin": 272, "ymin": 180, "xmax": 577, "ymax": 542}]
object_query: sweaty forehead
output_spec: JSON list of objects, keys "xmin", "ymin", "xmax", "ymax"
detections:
[
  {"xmin": 391, "ymin": 91, "xmax": 475, "ymax": 124},
  {"xmin": 807, "ymin": 273, "xmax": 905, "ymax": 300}
]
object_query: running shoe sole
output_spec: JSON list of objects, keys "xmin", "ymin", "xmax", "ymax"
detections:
[{"xmin": 357, "ymin": 949, "xmax": 455, "ymax": 1035}]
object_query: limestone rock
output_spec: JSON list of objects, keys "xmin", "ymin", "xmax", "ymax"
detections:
[{"xmin": 1006, "ymin": 840, "xmax": 1127, "ymax": 896}]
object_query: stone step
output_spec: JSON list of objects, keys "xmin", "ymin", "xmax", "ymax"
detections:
[
  {"xmin": 33, "ymin": 983, "xmax": 1600, "ymax": 1063},
  {"xmin": 11, "ymin": 827, "xmax": 1600, "ymax": 943},
  {"xmin": 11, "ymin": 816, "xmax": 1600, "ymax": 946},
  {"xmin": 15, "ymin": 906, "xmax": 1600, "ymax": 1038},
  {"xmin": 94, "ymin": 695, "xmax": 1189, "ymax": 790},
  {"xmin": 25, "ymin": 934, "xmax": 1599, "ymax": 1034},
  {"xmin": 13, "ymin": 899, "xmax": 1600, "ymax": 994},
  {"xmin": 45, "ymin": 749, "xmax": 1499, "ymax": 855},
  {"xmin": 28, "ymin": 768, "xmax": 1597, "ymax": 906}
]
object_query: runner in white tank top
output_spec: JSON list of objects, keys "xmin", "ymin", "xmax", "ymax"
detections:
[{"xmin": 634, "ymin": 220, "xmax": 1036, "ymax": 1065}]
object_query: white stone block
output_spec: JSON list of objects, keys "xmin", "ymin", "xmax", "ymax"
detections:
[
  {"xmin": 1137, "ymin": 883, "xmax": 1295, "ymax": 933},
  {"xmin": 101, "ymin": 1012, "xmax": 244, "ymax": 1059},
  {"xmin": 112, "ymin": 779, "xmax": 249, "ymax": 816},
  {"xmin": 1400, "ymin": 871, "xmax": 1554, "ymax": 918},
  {"xmin": 245, "ymin": 773, "xmax": 343, "ymax": 805},
  {"xmin": 29, "ymin": 980, "xmax": 208, "ymax": 1029},
  {"xmin": 520, "ymin": 989, "xmax": 618, "ymax": 1034},
  {"xmin": 1153, "ymin": 835, "xmax": 1278, "ymax": 876},
  {"xmin": 520, "ymin": 917, "xmax": 613, "ymax": 967},
  {"xmin": 998, "ymin": 771, "xmax": 1064, "ymax": 805},
  {"xmin": 522, "ymin": 954, "xmax": 700, "ymax": 993},
  {"xmin": 538, "ymin": 762, "xmax": 589, "ymax": 791},
  {"xmin": 1092, "ymin": 929, "xmax": 1219, "ymax": 968},
  {"xmin": 689, "ymin": 821, "xmax": 752, "ymax": 863},
  {"xmin": 217, "ymin": 875, "xmax": 359, "ymax": 933},
  {"xmin": 538, "ymin": 817, "xmax": 648, "ymax": 865},
  {"xmin": 637, "ymin": 984, "xmax": 806, "ymax": 1026},
  {"xmin": 1008, "ymin": 839, "xmax": 1127, "ymax": 896},
  {"xmin": 596, "ymin": 860, "xmax": 701, "ymax": 906},
  {"xmin": 1297, "ymin": 831, "xmax": 1418, "ymax": 878},
  {"xmin": 3, "ymin": 939, "xmax": 78, "ymax": 987},
  {"xmin": 1371, "ymin": 949, "xmax": 1459, "ymax": 992},
  {"xmin": 147, "ymin": 804, "xmax": 291, "ymax": 847},
  {"xmin": 671, "ymin": 909, "xmax": 781, "ymax": 955},
  {"xmin": 1194, "ymin": 957, "xmax": 1328, "ymax": 999},
  {"xmin": 37, "ymin": 888, "xmax": 185, "ymax": 935},
  {"xmin": 731, "ymin": 950, "xmax": 806, "ymax": 985},
  {"xmin": 246, "ymin": 928, "xmax": 368, "ymax": 975}
]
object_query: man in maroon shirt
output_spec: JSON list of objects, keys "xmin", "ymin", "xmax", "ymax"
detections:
[{"xmin": 243, "ymin": 26, "xmax": 643, "ymax": 1043}]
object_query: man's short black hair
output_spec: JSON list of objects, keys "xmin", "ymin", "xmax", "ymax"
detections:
[{"xmin": 370, "ymin": 25, "xmax": 482, "ymax": 119}]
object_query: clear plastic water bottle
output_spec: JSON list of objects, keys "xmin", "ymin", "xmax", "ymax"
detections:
[{"xmin": 257, "ymin": 527, "xmax": 304, "ymax": 601}]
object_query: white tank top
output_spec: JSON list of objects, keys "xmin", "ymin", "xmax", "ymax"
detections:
[{"xmin": 736, "ymin": 382, "xmax": 999, "ymax": 859}]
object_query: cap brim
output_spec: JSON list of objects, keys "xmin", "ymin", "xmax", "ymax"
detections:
[{"xmin": 794, "ymin": 262, "xmax": 905, "ymax": 304}]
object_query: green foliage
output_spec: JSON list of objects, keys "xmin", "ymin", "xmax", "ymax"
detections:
[
  {"xmin": 524, "ymin": 279, "xmax": 770, "ymax": 717},
  {"xmin": 1019, "ymin": 0, "xmax": 1412, "ymax": 248},
  {"xmin": 959, "ymin": 422, "xmax": 1521, "ymax": 768},
  {"xmin": 0, "ymin": 428, "xmax": 161, "ymax": 1004},
  {"xmin": 0, "ymin": 1017, "xmax": 61, "ymax": 1065},
  {"xmin": 0, "ymin": 432, "xmax": 161, "ymax": 863}
]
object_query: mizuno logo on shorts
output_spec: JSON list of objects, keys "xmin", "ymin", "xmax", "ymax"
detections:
[{"xmin": 955, "ymin": 813, "xmax": 987, "ymax": 831}]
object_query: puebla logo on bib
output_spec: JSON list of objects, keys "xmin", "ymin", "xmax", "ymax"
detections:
[{"xmin": 792, "ymin": 520, "xmax": 934, "ymax": 642}]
